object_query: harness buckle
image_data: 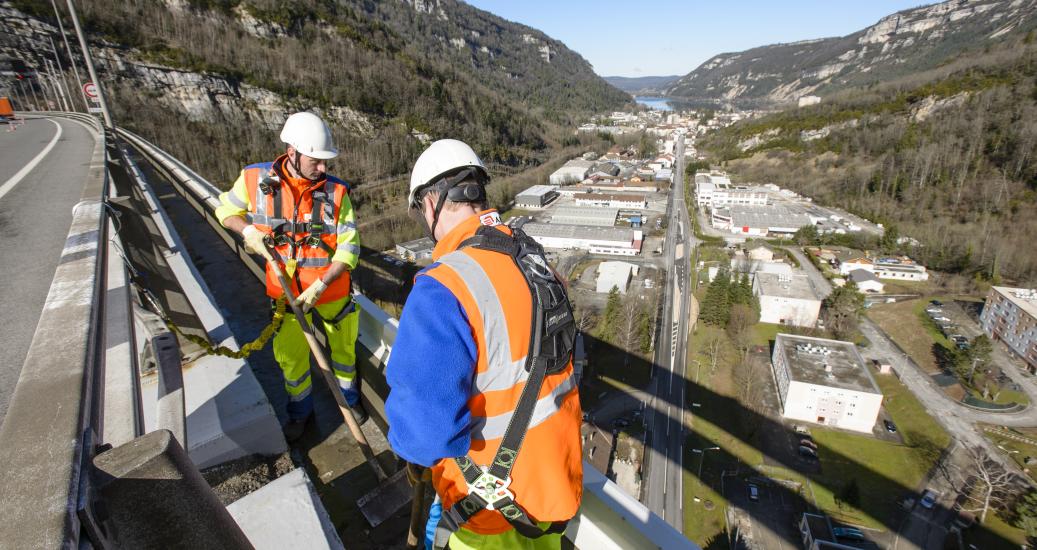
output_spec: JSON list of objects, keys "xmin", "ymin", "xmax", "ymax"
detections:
[
  {"xmin": 305, "ymin": 235, "xmax": 324, "ymax": 248},
  {"xmin": 259, "ymin": 175, "xmax": 280, "ymax": 195},
  {"xmin": 467, "ymin": 470, "xmax": 513, "ymax": 511}
]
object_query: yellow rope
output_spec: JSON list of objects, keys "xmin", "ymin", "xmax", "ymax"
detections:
[{"xmin": 164, "ymin": 297, "xmax": 287, "ymax": 359}]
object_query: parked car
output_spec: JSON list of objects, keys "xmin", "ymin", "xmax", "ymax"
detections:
[
  {"xmin": 800, "ymin": 438, "xmax": 818, "ymax": 449},
  {"xmin": 798, "ymin": 446, "xmax": 818, "ymax": 459},
  {"xmin": 884, "ymin": 420, "xmax": 898, "ymax": 433},
  {"xmin": 794, "ymin": 425, "xmax": 811, "ymax": 436},
  {"xmin": 920, "ymin": 490, "xmax": 938, "ymax": 509},
  {"xmin": 748, "ymin": 484, "xmax": 759, "ymax": 501},
  {"xmin": 930, "ymin": 300, "xmax": 944, "ymax": 306},
  {"xmin": 832, "ymin": 527, "xmax": 866, "ymax": 541}
]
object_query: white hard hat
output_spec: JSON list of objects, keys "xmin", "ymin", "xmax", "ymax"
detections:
[
  {"xmin": 408, "ymin": 139, "xmax": 487, "ymax": 206},
  {"xmin": 280, "ymin": 112, "xmax": 338, "ymax": 160}
]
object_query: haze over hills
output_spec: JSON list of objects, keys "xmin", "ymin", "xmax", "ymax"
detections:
[
  {"xmin": 603, "ymin": 75, "xmax": 680, "ymax": 95},
  {"xmin": 666, "ymin": 0, "xmax": 1037, "ymax": 106}
]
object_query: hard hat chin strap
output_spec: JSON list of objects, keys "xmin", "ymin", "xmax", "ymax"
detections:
[{"xmin": 418, "ymin": 167, "xmax": 487, "ymax": 243}]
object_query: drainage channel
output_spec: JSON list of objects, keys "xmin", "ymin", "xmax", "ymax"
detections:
[{"xmin": 118, "ymin": 139, "xmax": 412, "ymax": 547}]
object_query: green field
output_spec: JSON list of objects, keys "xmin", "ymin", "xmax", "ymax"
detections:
[{"xmin": 682, "ymin": 323, "xmax": 951, "ymax": 538}]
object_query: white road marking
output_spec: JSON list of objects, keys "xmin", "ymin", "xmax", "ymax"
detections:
[{"xmin": 0, "ymin": 119, "xmax": 63, "ymax": 202}]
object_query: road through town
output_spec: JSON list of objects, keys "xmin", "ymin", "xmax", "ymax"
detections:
[{"xmin": 643, "ymin": 137, "xmax": 695, "ymax": 532}]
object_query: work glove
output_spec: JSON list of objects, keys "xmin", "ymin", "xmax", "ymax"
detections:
[
  {"xmin": 293, "ymin": 279, "xmax": 327, "ymax": 313},
  {"xmin": 242, "ymin": 224, "xmax": 273, "ymax": 261},
  {"xmin": 406, "ymin": 462, "xmax": 432, "ymax": 487}
]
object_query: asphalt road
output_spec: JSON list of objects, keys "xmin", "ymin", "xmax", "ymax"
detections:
[
  {"xmin": 0, "ymin": 117, "xmax": 97, "ymax": 425},
  {"xmin": 644, "ymin": 137, "xmax": 694, "ymax": 531}
]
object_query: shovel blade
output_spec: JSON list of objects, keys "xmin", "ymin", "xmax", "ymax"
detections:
[{"xmin": 357, "ymin": 468, "xmax": 414, "ymax": 527}]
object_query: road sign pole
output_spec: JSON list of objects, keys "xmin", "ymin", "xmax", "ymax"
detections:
[
  {"xmin": 65, "ymin": 0, "xmax": 112, "ymax": 127},
  {"xmin": 50, "ymin": 0, "xmax": 88, "ymax": 111}
]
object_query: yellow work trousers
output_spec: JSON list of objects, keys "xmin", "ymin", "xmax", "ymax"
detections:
[{"xmin": 273, "ymin": 296, "xmax": 360, "ymax": 421}]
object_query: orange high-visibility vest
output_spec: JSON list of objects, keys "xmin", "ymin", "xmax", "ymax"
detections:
[
  {"xmin": 422, "ymin": 214, "xmax": 582, "ymax": 535},
  {"xmin": 243, "ymin": 155, "xmax": 352, "ymax": 304}
]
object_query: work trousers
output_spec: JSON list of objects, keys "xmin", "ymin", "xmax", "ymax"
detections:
[
  {"xmin": 273, "ymin": 296, "xmax": 360, "ymax": 421},
  {"xmin": 425, "ymin": 498, "xmax": 563, "ymax": 550}
]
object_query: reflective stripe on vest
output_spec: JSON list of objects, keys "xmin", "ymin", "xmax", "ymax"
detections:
[
  {"xmin": 426, "ymin": 242, "xmax": 581, "ymax": 535},
  {"xmin": 242, "ymin": 158, "xmax": 352, "ymax": 304}
]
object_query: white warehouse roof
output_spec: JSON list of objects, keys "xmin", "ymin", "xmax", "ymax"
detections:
[
  {"xmin": 516, "ymin": 185, "xmax": 559, "ymax": 199},
  {"xmin": 550, "ymin": 206, "xmax": 619, "ymax": 227},
  {"xmin": 596, "ymin": 261, "xmax": 639, "ymax": 294}
]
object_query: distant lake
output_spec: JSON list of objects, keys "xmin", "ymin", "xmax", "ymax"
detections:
[{"xmin": 634, "ymin": 96, "xmax": 673, "ymax": 111}]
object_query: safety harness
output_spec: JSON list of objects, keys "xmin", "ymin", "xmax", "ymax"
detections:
[
  {"xmin": 433, "ymin": 225, "xmax": 577, "ymax": 548},
  {"xmin": 259, "ymin": 171, "xmax": 354, "ymax": 323}
]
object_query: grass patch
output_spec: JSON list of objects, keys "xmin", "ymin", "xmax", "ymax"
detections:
[
  {"xmin": 964, "ymin": 511, "xmax": 1028, "ymax": 549},
  {"xmin": 683, "ymin": 325, "xmax": 762, "ymax": 546},
  {"xmin": 750, "ymin": 322, "xmax": 790, "ymax": 348},
  {"xmin": 874, "ymin": 374, "xmax": 952, "ymax": 450},
  {"xmin": 808, "ymin": 428, "xmax": 934, "ymax": 528},
  {"xmin": 868, "ymin": 298, "xmax": 947, "ymax": 374},
  {"xmin": 982, "ymin": 426, "xmax": 1037, "ymax": 485}
]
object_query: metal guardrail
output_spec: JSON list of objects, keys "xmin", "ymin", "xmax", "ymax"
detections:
[
  {"xmin": 0, "ymin": 112, "xmax": 110, "ymax": 547},
  {"xmin": 119, "ymin": 130, "xmax": 698, "ymax": 549}
]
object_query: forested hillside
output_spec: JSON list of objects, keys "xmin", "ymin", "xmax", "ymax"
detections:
[
  {"xmin": 3, "ymin": 0, "xmax": 628, "ymax": 250},
  {"xmin": 699, "ymin": 38, "xmax": 1037, "ymax": 285}
]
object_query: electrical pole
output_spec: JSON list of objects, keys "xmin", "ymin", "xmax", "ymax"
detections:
[
  {"xmin": 65, "ymin": 0, "xmax": 112, "ymax": 127},
  {"xmin": 45, "ymin": 59, "xmax": 70, "ymax": 111},
  {"xmin": 49, "ymin": 35, "xmax": 74, "ymax": 112},
  {"xmin": 50, "ymin": 0, "xmax": 88, "ymax": 111},
  {"xmin": 27, "ymin": 77, "xmax": 41, "ymax": 111}
]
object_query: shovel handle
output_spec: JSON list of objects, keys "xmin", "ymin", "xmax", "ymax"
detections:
[{"xmin": 266, "ymin": 247, "xmax": 388, "ymax": 481}]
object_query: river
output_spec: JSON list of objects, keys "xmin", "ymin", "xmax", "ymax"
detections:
[{"xmin": 634, "ymin": 96, "xmax": 673, "ymax": 111}]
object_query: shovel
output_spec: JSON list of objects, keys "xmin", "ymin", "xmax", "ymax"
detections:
[{"xmin": 266, "ymin": 247, "xmax": 414, "ymax": 528}]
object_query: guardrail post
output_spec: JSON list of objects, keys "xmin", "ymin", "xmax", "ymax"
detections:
[
  {"xmin": 152, "ymin": 332, "xmax": 187, "ymax": 448},
  {"xmin": 90, "ymin": 429, "xmax": 252, "ymax": 549}
]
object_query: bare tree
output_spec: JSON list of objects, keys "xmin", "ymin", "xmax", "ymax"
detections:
[
  {"xmin": 571, "ymin": 298, "xmax": 597, "ymax": 334},
  {"xmin": 620, "ymin": 294, "xmax": 642, "ymax": 354},
  {"xmin": 706, "ymin": 333, "xmax": 725, "ymax": 374},
  {"xmin": 952, "ymin": 445, "xmax": 1019, "ymax": 524},
  {"xmin": 733, "ymin": 355, "xmax": 764, "ymax": 411}
]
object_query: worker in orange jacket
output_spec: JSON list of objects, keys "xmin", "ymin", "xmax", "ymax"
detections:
[
  {"xmin": 216, "ymin": 112, "xmax": 364, "ymax": 441},
  {"xmin": 386, "ymin": 140, "xmax": 582, "ymax": 549}
]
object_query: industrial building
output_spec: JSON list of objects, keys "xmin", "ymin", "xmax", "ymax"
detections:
[
  {"xmin": 596, "ymin": 261, "xmax": 639, "ymax": 294},
  {"xmin": 709, "ymin": 188, "xmax": 769, "ymax": 208},
  {"xmin": 549, "ymin": 159, "xmax": 596, "ymax": 185},
  {"xmin": 514, "ymin": 185, "xmax": 559, "ymax": 208},
  {"xmin": 848, "ymin": 269, "xmax": 884, "ymax": 293},
  {"xmin": 694, "ymin": 171, "xmax": 731, "ymax": 207},
  {"xmin": 574, "ymin": 192, "xmax": 648, "ymax": 209},
  {"xmin": 522, "ymin": 223, "xmax": 642, "ymax": 256},
  {"xmin": 550, "ymin": 206, "xmax": 619, "ymax": 227},
  {"xmin": 395, "ymin": 237, "xmax": 434, "ymax": 262},
  {"xmin": 582, "ymin": 180, "xmax": 658, "ymax": 194},
  {"xmin": 838, "ymin": 256, "xmax": 929, "ymax": 281},
  {"xmin": 771, "ymin": 334, "xmax": 883, "ymax": 433},
  {"xmin": 712, "ymin": 205, "xmax": 812, "ymax": 236},
  {"xmin": 754, "ymin": 272, "xmax": 822, "ymax": 327},
  {"xmin": 981, "ymin": 286, "xmax": 1037, "ymax": 372}
]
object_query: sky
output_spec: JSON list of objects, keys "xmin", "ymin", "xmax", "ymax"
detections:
[{"xmin": 466, "ymin": 1, "xmax": 934, "ymax": 77}]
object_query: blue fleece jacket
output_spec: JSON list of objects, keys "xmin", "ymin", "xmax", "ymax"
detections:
[{"xmin": 386, "ymin": 270, "xmax": 477, "ymax": 467}]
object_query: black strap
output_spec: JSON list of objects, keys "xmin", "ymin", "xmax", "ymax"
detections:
[
  {"xmin": 434, "ymin": 228, "xmax": 574, "ymax": 547},
  {"xmin": 310, "ymin": 296, "xmax": 355, "ymax": 326}
]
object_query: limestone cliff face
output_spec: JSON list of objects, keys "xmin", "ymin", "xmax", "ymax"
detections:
[
  {"xmin": 666, "ymin": 0, "xmax": 1037, "ymax": 105},
  {"xmin": 0, "ymin": 3, "xmax": 371, "ymax": 135}
]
